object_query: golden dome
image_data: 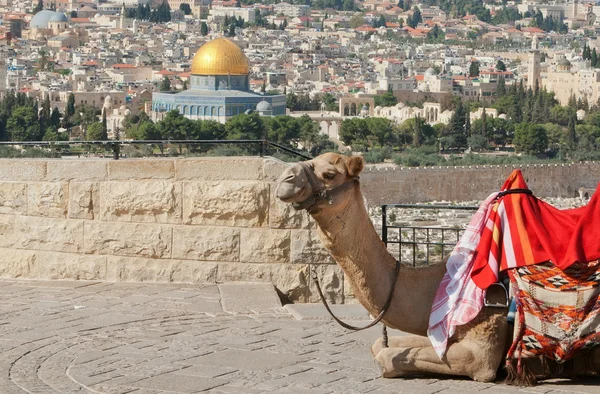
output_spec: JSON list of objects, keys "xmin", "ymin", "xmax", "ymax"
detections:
[{"xmin": 191, "ymin": 38, "xmax": 249, "ymax": 76}]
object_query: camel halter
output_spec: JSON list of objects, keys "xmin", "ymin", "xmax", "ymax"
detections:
[
  {"xmin": 291, "ymin": 161, "xmax": 359, "ymax": 214},
  {"xmin": 291, "ymin": 161, "xmax": 400, "ymax": 344}
]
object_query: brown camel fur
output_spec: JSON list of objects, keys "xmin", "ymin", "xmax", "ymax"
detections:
[{"xmin": 275, "ymin": 152, "xmax": 600, "ymax": 382}]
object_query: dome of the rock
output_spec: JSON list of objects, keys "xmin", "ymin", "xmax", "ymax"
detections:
[{"xmin": 191, "ymin": 38, "xmax": 249, "ymax": 76}]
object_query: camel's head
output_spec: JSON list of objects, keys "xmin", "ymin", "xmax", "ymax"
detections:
[{"xmin": 276, "ymin": 152, "xmax": 364, "ymax": 214}]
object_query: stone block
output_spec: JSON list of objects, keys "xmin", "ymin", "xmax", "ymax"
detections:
[
  {"xmin": 291, "ymin": 229, "xmax": 334, "ymax": 265},
  {"xmin": 28, "ymin": 182, "xmax": 68, "ymax": 218},
  {"xmin": 269, "ymin": 187, "xmax": 314, "ymax": 229},
  {"xmin": 37, "ymin": 252, "xmax": 106, "ymax": 280},
  {"xmin": 307, "ymin": 264, "xmax": 345, "ymax": 304},
  {"xmin": 83, "ymin": 221, "xmax": 171, "ymax": 259},
  {"xmin": 240, "ymin": 228, "xmax": 290, "ymax": 264},
  {"xmin": 0, "ymin": 248, "xmax": 38, "ymax": 278},
  {"xmin": 99, "ymin": 181, "xmax": 182, "ymax": 223},
  {"xmin": 263, "ymin": 157, "xmax": 290, "ymax": 182},
  {"xmin": 172, "ymin": 226, "xmax": 239, "ymax": 261},
  {"xmin": 217, "ymin": 262, "xmax": 309, "ymax": 302},
  {"xmin": 0, "ymin": 160, "xmax": 46, "ymax": 181},
  {"xmin": 218, "ymin": 283, "xmax": 281, "ymax": 313},
  {"xmin": 106, "ymin": 256, "xmax": 217, "ymax": 283},
  {"xmin": 68, "ymin": 182, "xmax": 99, "ymax": 220},
  {"xmin": 0, "ymin": 182, "xmax": 27, "ymax": 215},
  {"xmin": 183, "ymin": 181, "xmax": 269, "ymax": 227},
  {"xmin": 46, "ymin": 160, "xmax": 107, "ymax": 181},
  {"xmin": 0, "ymin": 215, "xmax": 83, "ymax": 253},
  {"xmin": 108, "ymin": 160, "xmax": 174, "ymax": 180},
  {"xmin": 175, "ymin": 157, "xmax": 264, "ymax": 181}
]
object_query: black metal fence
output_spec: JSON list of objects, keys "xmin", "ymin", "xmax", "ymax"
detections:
[
  {"xmin": 0, "ymin": 139, "xmax": 312, "ymax": 161},
  {"xmin": 381, "ymin": 204, "xmax": 479, "ymax": 266}
]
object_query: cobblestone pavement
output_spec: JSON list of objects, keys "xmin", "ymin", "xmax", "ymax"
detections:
[{"xmin": 0, "ymin": 280, "xmax": 598, "ymax": 394}]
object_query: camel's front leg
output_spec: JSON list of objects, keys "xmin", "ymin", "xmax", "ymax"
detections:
[
  {"xmin": 374, "ymin": 341, "xmax": 499, "ymax": 382},
  {"xmin": 371, "ymin": 335, "xmax": 432, "ymax": 358}
]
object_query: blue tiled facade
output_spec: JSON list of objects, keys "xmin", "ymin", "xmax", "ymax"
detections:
[{"xmin": 152, "ymin": 74, "xmax": 286, "ymax": 122}]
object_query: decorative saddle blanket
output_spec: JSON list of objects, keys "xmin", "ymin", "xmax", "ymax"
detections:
[
  {"xmin": 471, "ymin": 170, "xmax": 600, "ymax": 289},
  {"xmin": 507, "ymin": 261, "xmax": 600, "ymax": 363},
  {"xmin": 428, "ymin": 169, "xmax": 600, "ymax": 360}
]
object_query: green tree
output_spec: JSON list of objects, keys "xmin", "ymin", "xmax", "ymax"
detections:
[
  {"xmin": 42, "ymin": 127, "xmax": 68, "ymax": 141},
  {"xmin": 127, "ymin": 121, "xmax": 161, "ymax": 140},
  {"xmin": 407, "ymin": 6, "xmax": 422, "ymax": 28},
  {"xmin": 321, "ymin": 93, "xmax": 338, "ymax": 111},
  {"xmin": 50, "ymin": 107, "xmax": 61, "ymax": 130},
  {"xmin": 373, "ymin": 91, "xmax": 397, "ymax": 107},
  {"xmin": 349, "ymin": 13, "xmax": 365, "ymax": 29},
  {"xmin": 497, "ymin": 76, "xmax": 506, "ymax": 96},
  {"xmin": 65, "ymin": 93, "xmax": 75, "ymax": 118},
  {"xmin": 86, "ymin": 121, "xmax": 107, "ymax": 140},
  {"xmin": 39, "ymin": 95, "xmax": 51, "ymax": 131},
  {"xmin": 496, "ymin": 60, "xmax": 507, "ymax": 71},
  {"xmin": 179, "ymin": 3, "xmax": 191, "ymax": 15},
  {"xmin": 33, "ymin": 0, "xmax": 43, "ymax": 14},
  {"xmin": 155, "ymin": 110, "xmax": 193, "ymax": 140},
  {"xmin": 193, "ymin": 120, "xmax": 226, "ymax": 140},
  {"xmin": 513, "ymin": 123, "xmax": 548, "ymax": 155},
  {"xmin": 469, "ymin": 61, "xmax": 480, "ymax": 77},
  {"xmin": 160, "ymin": 76, "xmax": 171, "ymax": 92},
  {"xmin": 225, "ymin": 113, "xmax": 265, "ymax": 140},
  {"xmin": 200, "ymin": 22, "xmax": 208, "ymax": 36},
  {"xmin": 367, "ymin": 117, "xmax": 395, "ymax": 147},
  {"xmin": 7, "ymin": 106, "xmax": 41, "ymax": 141},
  {"xmin": 339, "ymin": 118, "xmax": 370, "ymax": 150},
  {"xmin": 264, "ymin": 116, "xmax": 299, "ymax": 145},
  {"xmin": 566, "ymin": 112, "xmax": 577, "ymax": 151}
]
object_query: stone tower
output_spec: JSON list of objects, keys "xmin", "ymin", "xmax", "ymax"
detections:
[{"xmin": 528, "ymin": 49, "xmax": 541, "ymax": 89}]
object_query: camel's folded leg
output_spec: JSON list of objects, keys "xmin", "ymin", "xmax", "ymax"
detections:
[
  {"xmin": 371, "ymin": 335, "xmax": 432, "ymax": 358},
  {"xmin": 374, "ymin": 340, "xmax": 500, "ymax": 382}
]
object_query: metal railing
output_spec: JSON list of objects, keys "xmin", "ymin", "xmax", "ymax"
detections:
[
  {"xmin": 0, "ymin": 139, "xmax": 313, "ymax": 161},
  {"xmin": 381, "ymin": 204, "xmax": 479, "ymax": 266}
]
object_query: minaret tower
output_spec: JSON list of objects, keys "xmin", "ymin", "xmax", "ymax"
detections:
[{"xmin": 528, "ymin": 35, "xmax": 541, "ymax": 89}]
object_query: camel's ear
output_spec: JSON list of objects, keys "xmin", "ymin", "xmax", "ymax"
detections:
[{"xmin": 346, "ymin": 156, "xmax": 364, "ymax": 177}]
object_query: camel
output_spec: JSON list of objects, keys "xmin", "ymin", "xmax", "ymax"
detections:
[{"xmin": 275, "ymin": 152, "xmax": 600, "ymax": 383}]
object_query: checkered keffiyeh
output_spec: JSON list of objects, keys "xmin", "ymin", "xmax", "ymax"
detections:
[{"xmin": 427, "ymin": 192, "xmax": 498, "ymax": 359}]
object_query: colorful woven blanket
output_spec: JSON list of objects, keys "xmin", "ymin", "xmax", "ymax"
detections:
[
  {"xmin": 507, "ymin": 261, "xmax": 600, "ymax": 365},
  {"xmin": 471, "ymin": 170, "xmax": 600, "ymax": 290}
]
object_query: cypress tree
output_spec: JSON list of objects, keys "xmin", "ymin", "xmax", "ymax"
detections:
[
  {"xmin": 497, "ymin": 76, "xmax": 506, "ymax": 96},
  {"xmin": 50, "ymin": 107, "xmax": 61, "ymax": 130},
  {"xmin": 568, "ymin": 93, "xmax": 577, "ymax": 109},
  {"xmin": 481, "ymin": 107, "xmax": 487, "ymax": 137},
  {"xmin": 567, "ymin": 112, "xmax": 577, "ymax": 151}
]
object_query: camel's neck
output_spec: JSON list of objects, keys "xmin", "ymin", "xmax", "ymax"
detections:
[{"xmin": 313, "ymin": 186, "xmax": 446, "ymax": 336}]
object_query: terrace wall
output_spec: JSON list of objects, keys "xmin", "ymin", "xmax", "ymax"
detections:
[
  {"xmin": 0, "ymin": 157, "xmax": 345, "ymax": 303},
  {"xmin": 360, "ymin": 162, "xmax": 600, "ymax": 205}
]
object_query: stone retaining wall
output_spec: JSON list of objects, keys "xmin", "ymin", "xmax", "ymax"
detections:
[
  {"xmin": 0, "ymin": 157, "xmax": 345, "ymax": 303},
  {"xmin": 361, "ymin": 162, "xmax": 600, "ymax": 205}
]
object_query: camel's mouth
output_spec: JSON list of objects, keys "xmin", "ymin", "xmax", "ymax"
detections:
[{"xmin": 276, "ymin": 183, "xmax": 306, "ymax": 203}]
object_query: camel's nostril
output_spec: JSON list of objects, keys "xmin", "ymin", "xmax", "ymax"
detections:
[{"xmin": 284, "ymin": 174, "xmax": 295, "ymax": 182}]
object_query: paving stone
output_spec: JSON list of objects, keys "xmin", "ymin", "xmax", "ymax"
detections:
[
  {"xmin": 0, "ymin": 279, "xmax": 592, "ymax": 394},
  {"xmin": 218, "ymin": 282, "xmax": 281, "ymax": 313},
  {"xmin": 131, "ymin": 373, "xmax": 228, "ymax": 392},
  {"xmin": 284, "ymin": 303, "xmax": 370, "ymax": 320}
]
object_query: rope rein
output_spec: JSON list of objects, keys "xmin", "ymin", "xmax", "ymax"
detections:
[{"xmin": 311, "ymin": 260, "xmax": 401, "ymax": 347}]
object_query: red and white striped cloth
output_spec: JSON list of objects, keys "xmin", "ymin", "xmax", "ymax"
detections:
[{"xmin": 427, "ymin": 192, "xmax": 498, "ymax": 359}]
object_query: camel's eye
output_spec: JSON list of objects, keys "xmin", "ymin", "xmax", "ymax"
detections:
[{"xmin": 323, "ymin": 172, "xmax": 336, "ymax": 180}]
